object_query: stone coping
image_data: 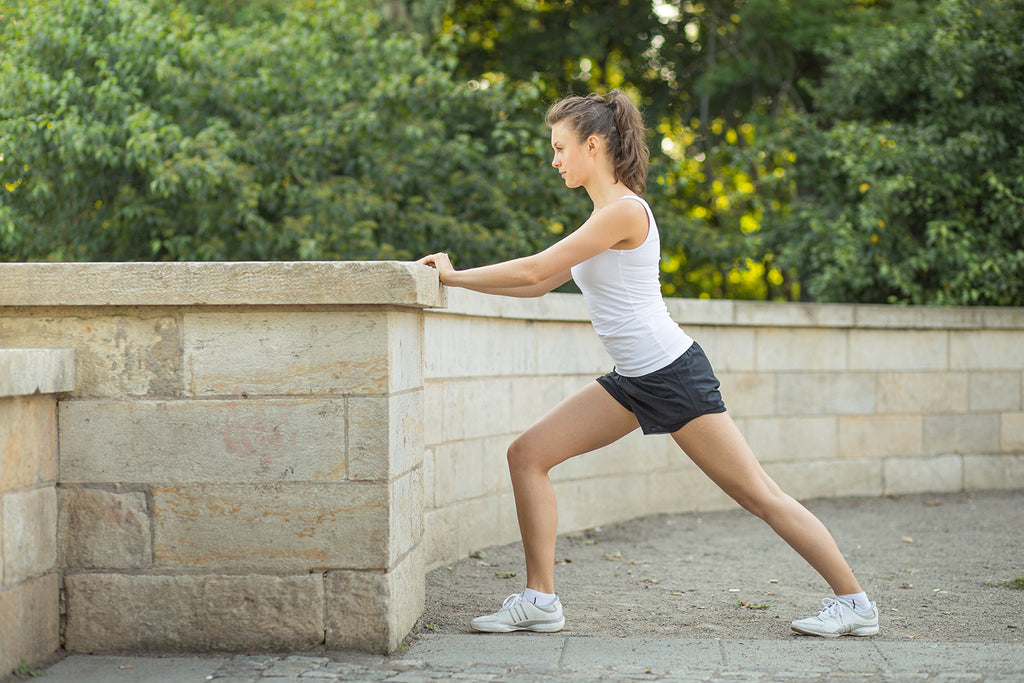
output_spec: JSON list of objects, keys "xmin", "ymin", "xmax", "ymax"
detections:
[
  {"xmin": 440, "ymin": 289, "xmax": 1024, "ymax": 330},
  {"xmin": 0, "ymin": 348, "xmax": 76, "ymax": 398},
  {"xmin": 0, "ymin": 261, "xmax": 445, "ymax": 308}
]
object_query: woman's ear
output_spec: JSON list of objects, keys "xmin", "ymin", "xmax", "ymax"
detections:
[{"xmin": 585, "ymin": 134, "xmax": 602, "ymax": 156}]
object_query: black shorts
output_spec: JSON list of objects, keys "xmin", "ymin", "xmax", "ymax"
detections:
[{"xmin": 597, "ymin": 342, "xmax": 727, "ymax": 435}]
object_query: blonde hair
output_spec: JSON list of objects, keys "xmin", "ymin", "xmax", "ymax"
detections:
[{"xmin": 544, "ymin": 90, "xmax": 650, "ymax": 195}]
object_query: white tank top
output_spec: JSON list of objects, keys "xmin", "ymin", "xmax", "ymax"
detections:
[{"xmin": 570, "ymin": 196, "xmax": 693, "ymax": 377}]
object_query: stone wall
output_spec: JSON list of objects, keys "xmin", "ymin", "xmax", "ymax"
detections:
[
  {"xmin": 0, "ymin": 262, "xmax": 443, "ymax": 656},
  {"xmin": 0, "ymin": 348, "xmax": 75, "ymax": 675},
  {"xmin": 421, "ymin": 289, "xmax": 1024, "ymax": 570},
  {"xmin": 1, "ymin": 262, "xmax": 1021, "ymax": 659}
]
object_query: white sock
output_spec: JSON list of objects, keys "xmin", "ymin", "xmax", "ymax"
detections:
[
  {"xmin": 837, "ymin": 592, "xmax": 871, "ymax": 612},
  {"xmin": 521, "ymin": 587, "xmax": 556, "ymax": 606}
]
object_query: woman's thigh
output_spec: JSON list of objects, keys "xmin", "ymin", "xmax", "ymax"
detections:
[
  {"xmin": 670, "ymin": 411, "xmax": 783, "ymax": 511},
  {"xmin": 510, "ymin": 381, "xmax": 641, "ymax": 472}
]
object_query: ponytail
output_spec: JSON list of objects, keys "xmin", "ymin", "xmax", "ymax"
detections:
[{"xmin": 545, "ymin": 90, "xmax": 650, "ymax": 195}]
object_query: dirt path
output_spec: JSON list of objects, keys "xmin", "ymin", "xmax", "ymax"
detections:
[{"xmin": 416, "ymin": 491, "xmax": 1024, "ymax": 642}]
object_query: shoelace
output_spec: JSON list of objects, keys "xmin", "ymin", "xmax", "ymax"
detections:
[
  {"xmin": 816, "ymin": 597, "xmax": 847, "ymax": 619},
  {"xmin": 500, "ymin": 593, "xmax": 525, "ymax": 611}
]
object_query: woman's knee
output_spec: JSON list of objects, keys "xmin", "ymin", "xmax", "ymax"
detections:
[{"xmin": 506, "ymin": 434, "xmax": 548, "ymax": 476}]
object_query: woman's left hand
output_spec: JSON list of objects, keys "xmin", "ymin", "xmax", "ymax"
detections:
[{"xmin": 416, "ymin": 252, "xmax": 455, "ymax": 284}]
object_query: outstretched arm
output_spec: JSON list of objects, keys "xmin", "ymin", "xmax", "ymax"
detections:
[
  {"xmin": 417, "ymin": 253, "xmax": 571, "ymax": 298},
  {"xmin": 417, "ymin": 198, "xmax": 648, "ymax": 296}
]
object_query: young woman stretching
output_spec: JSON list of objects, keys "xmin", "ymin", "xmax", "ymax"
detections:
[{"xmin": 417, "ymin": 91, "xmax": 879, "ymax": 638}]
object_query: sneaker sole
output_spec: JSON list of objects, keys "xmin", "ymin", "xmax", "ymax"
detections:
[
  {"xmin": 472, "ymin": 618, "xmax": 565, "ymax": 633},
  {"xmin": 791, "ymin": 624, "xmax": 879, "ymax": 637}
]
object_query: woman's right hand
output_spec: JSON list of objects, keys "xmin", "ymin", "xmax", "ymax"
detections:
[{"xmin": 416, "ymin": 252, "xmax": 455, "ymax": 284}]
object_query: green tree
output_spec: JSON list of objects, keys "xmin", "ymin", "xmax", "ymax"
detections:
[
  {"xmin": 764, "ymin": 0, "xmax": 1024, "ymax": 305},
  {"xmin": 0, "ymin": 0, "xmax": 585, "ymax": 264},
  {"xmin": 447, "ymin": 0, "xmax": 927, "ymax": 300}
]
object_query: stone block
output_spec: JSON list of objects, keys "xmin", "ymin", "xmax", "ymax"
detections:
[
  {"xmin": 534, "ymin": 321, "xmax": 610, "ymax": 376},
  {"xmin": 0, "ymin": 348, "xmax": 75, "ymax": 397},
  {"xmin": 765, "ymin": 459, "xmax": 882, "ymax": 500},
  {"xmin": 1001, "ymin": 412, "xmax": 1024, "ymax": 452},
  {"xmin": 0, "ymin": 573, "xmax": 59, "ymax": 675},
  {"xmin": 734, "ymin": 301, "xmax": 854, "ymax": 328},
  {"xmin": 59, "ymin": 487, "xmax": 151, "ymax": 570},
  {"xmin": 424, "ymin": 315, "xmax": 536, "ymax": 379},
  {"xmin": 510, "ymin": 376, "xmax": 572, "ymax": 432},
  {"xmin": 706, "ymin": 328, "xmax": 756, "ymax": 372},
  {"xmin": 386, "ymin": 311, "xmax": 425, "ymax": 393},
  {"xmin": 555, "ymin": 473, "xmax": 648, "ymax": 534},
  {"xmin": 740, "ymin": 416, "xmax": 837, "ymax": 463},
  {"xmin": 849, "ymin": 330, "xmax": 948, "ymax": 371},
  {"xmin": 456, "ymin": 497, "xmax": 499, "ymax": 560},
  {"xmin": 1, "ymin": 487, "xmax": 56, "ymax": 585},
  {"xmin": 1, "ymin": 395, "xmax": 57, "ymax": 492},
  {"xmin": 389, "ymin": 470, "xmax": 423, "ymax": 564},
  {"xmin": 184, "ymin": 310, "xmax": 389, "ymax": 396},
  {"xmin": 883, "ymin": 455, "xmax": 963, "ymax": 495},
  {"xmin": 63, "ymin": 572, "xmax": 324, "ymax": 653},
  {"xmin": 950, "ymin": 330, "xmax": 1024, "ymax": 371},
  {"xmin": 422, "ymin": 506, "xmax": 457, "ymax": 571},
  {"xmin": 853, "ymin": 304, "xmax": 983, "ymax": 329},
  {"xmin": 646, "ymin": 462, "xmax": 735, "ymax": 515},
  {"xmin": 422, "ymin": 381, "xmax": 444, "ymax": 446},
  {"xmin": 838, "ymin": 415, "xmax": 922, "ymax": 459},
  {"xmin": 59, "ymin": 398, "xmax": 345, "ymax": 484},
  {"xmin": 152, "ymin": 483, "xmax": 387, "ymax": 571},
  {"xmin": 348, "ymin": 391, "xmax": 423, "ymax": 481},
  {"xmin": 964, "ymin": 454, "xmax": 1024, "ymax": 490},
  {"xmin": 755, "ymin": 328, "xmax": 847, "ymax": 372},
  {"xmin": 876, "ymin": 372, "xmax": 968, "ymax": 414},
  {"xmin": 776, "ymin": 373, "xmax": 875, "ymax": 416},
  {"xmin": 325, "ymin": 547, "xmax": 424, "ymax": 653},
  {"xmin": 970, "ymin": 372, "xmax": 1022, "ymax": 412},
  {"xmin": 923, "ymin": 413, "xmax": 1001, "ymax": 455},
  {"xmin": 0, "ymin": 312, "xmax": 182, "ymax": 398},
  {"xmin": 717, "ymin": 372, "xmax": 775, "ymax": 418}
]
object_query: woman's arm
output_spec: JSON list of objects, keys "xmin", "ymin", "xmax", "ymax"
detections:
[{"xmin": 418, "ymin": 198, "xmax": 647, "ymax": 293}]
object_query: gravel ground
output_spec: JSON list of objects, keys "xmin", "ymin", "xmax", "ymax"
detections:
[{"xmin": 415, "ymin": 490, "xmax": 1024, "ymax": 643}]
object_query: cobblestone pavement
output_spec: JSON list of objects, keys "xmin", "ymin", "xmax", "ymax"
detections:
[{"xmin": 39, "ymin": 636, "xmax": 1024, "ymax": 682}]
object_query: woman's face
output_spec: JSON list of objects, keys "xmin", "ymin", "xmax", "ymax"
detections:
[{"xmin": 550, "ymin": 121, "xmax": 593, "ymax": 189}]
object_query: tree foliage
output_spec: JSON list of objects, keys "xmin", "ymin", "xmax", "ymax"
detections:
[
  {"xmin": 763, "ymin": 0, "xmax": 1024, "ymax": 305},
  {"xmin": 0, "ymin": 0, "xmax": 584, "ymax": 263},
  {"xmin": 2, "ymin": 0, "xmax": 1021, "ymax": 306}
]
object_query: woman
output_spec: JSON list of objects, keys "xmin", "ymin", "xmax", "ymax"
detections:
[{"xmin": 417, "ymin": 91, "xmax": 879, "ymax": 638}]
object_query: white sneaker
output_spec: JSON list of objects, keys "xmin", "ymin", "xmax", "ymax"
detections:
[
  {"xmin": 791, "ymin": 597, "xmax": 879, "ymax": 637},
  {"xmin": 471, "ymin": 593, "xmax": 565, "ymax": 633}
]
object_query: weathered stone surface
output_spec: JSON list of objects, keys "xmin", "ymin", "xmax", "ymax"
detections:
[
  {"xmin": 184, "ymin": 310, "xmax": 389, "ymax": 396},
  {"xmin": 152, "ymin": 484, "xmax": 388, "ymax": 571},
  {"xmin": 0, "ymin": 348, "xmax": 75, "ymax": 397},
  {"xmin": 0, "ymin": 261, "xmax": 444, "ymax": 308},
  {"xmin": 0, "ymin": 313, "xmax": 181, "ymax": 398},
  {"xmin": 923, "ymin": 413, "xmax": 1001, "ymax": 455},
  {"xmin": 63, "ymin": 572, "xmax": 324, "ymax": 652},
  {"xmin": 964, "ymin": 454, "xmax": 1024, "ymax": 490},
  {"xmin": 883, "ymin": 455, "xmax": 964, "ymax": 495},
  {"xmin": 59, "ymin": 487, "xmax": 151, "ymax": 570},
  {"xmin": 348, "ymin": 391, "xmax": 423, "ymax": 482},
  {"xmin": 0, "ymin": 573, "xmax": 59, "ymax": 675},
  {"xmin": 324, "ymin": 547, "xmax": 424, "ymax": 654},
  {"xmin": 838, "ymin": 415, "xmax": 923, "ymax": 458},
  {"xmin": 1, "ymin": 395, "xmax": 57, "ymax": 491},
  {"xmin": 59, "ymin": 398, "xmax": 346, "ymax": 484},
  {"xmin": 1, "ymin": 487, "xmax": 56, "ymax": 585}
]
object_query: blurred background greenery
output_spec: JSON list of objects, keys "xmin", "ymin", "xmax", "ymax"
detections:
[{"xmin": 1, "ymin": 0, "xmax": 1021, "ymax": 304}]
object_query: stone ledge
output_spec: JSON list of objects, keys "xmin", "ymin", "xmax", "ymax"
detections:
[
  {"xmin": 438, "ymin": 288, "xmax": 1024, "ymax": 330},
  {"xmin": 0, "ymin": 261, "xmax": 446, "ymax": 309},
  {"xmin": 0, "ymin": 349, "xmax": 76, "ymax": 398}
]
